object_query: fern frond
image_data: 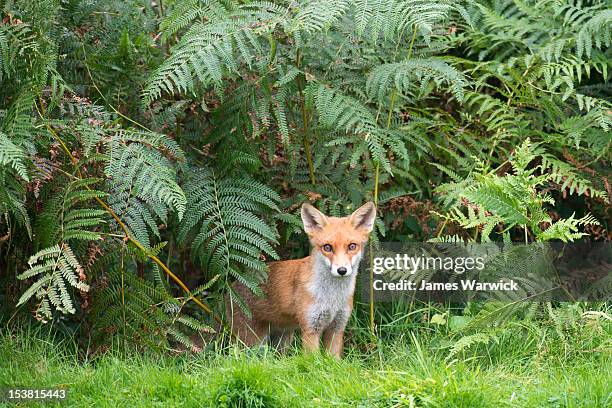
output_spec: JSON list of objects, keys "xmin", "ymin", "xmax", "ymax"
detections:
[
  {"xmin": 106, "ymin": 133, "xmax": 186, "ymax": 247},
  {"xmin": 308, "ymin": 83, "xmax": 409, "ymax": 174},
  {"xmin": 144, "ymin": 3, "xmax": 288, "ymax": 104},
  {"xmin": 91, "ymin": 269, "xmax": 212, "ymax": 350},
  {"xmin": 576, "ymin": 9, "xmax": 611, "ymax": 59},
  {"xmin": 537, "ymin": 212, "xmax": 599, "ymax": 242},
  {"xmin": 447, "ymin": 332, "xmax": 498, "ymax": 360},
  {"xmin": 288, "ymin": 0, "xmax": 349, "ymax": 35},
  {"xmin": 0, "ymin": 132, "xmax": 29, "ymax": 181},
  {"xmin": 541, "ymin": 154, "xmax": 608, "ymax": 200},
  {"xmin": 367, "ymin": 57, "xmax": 467, "ymax": 102},
  {"xmin": 35, "ymin": 177, "xmax": 107, "ymax": 246},
  {"xmin": 17, "ymin": 244, "xmax": 89, "ymax": 321},
  {"xmin": 179, "ymin": 168, "xmax": 279, "ymax": 294},
  {"xmin": 160, "ymin": 0, "xmax": 234, "ymax": 43},
  {"xmin": 2, "ymin": 90, "xmax": 35, "ymax": 143},
  {"xmin": 352, "ymin": 0, "xmax": 456, "ymax": 42}
]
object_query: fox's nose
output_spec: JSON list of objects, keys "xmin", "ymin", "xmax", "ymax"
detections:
[{"xmin": 337, "ymin": 267, "xmax": 347, "ymax": 276}]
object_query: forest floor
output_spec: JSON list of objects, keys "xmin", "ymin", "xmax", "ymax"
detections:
[{"xmin": 1, "ymin": 322, "xmax": 610, "ymax": 407}]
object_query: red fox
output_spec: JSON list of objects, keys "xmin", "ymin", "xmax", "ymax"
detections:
[{"xmin": 226, "ymin": 202, "xmax": 376, "ymax": 358}]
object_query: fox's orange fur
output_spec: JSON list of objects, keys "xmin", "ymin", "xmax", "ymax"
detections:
[{"xmin": 226, "ymin": 202, "xmax": 376, "ymax": 358}]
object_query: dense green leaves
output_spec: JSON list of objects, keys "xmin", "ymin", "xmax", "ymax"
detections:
[
  {"xmin": 0, "ymin": 0, "xmax": 608, "ymax": 347},
  {"xmin": 435, "ymin": 140, "xmax": 602, "ymax": 243},
  {"xmin": 91, "ymin": 267, "xmax": 213, "ymax": 350}
]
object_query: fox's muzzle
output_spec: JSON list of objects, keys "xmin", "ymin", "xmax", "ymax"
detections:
[{"xmin": 331, "ymin": 264, "xmax": 352, "ymax": 277}]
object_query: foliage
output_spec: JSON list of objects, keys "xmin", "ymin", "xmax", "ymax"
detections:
[
  {"xmin": 1, "ymin": 314, "xmax": 611, "ymax": 406},
  {"xmin": 434, "ymin": 139, "xmax": 602, "ymax": 243},
  {"xmin": 0, "ymin": 0, "xmax": 609, "ymax": 350},
  {"xmin": 179, "ymin": 169, "xmax": 280, "ymax": 298},
  {"xmin": 16, "ymin": 244, "xmax": 89, "ymax": 321},
  {"xmin": 90, "ymin": 267, "xmax": 214, "ymax": 350}
]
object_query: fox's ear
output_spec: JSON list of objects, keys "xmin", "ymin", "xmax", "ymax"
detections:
[
  {"xmin": 301, "ymin": 203, "xmax": 328, "ymax": 234},
  {"xmin": 349, "ymin": 202, "xmax": 376, "ymax": 233}
]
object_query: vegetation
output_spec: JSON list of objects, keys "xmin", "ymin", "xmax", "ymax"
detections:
[
  {"xmin": 2, "ymin": 307, "xmax": 611, "ymax": 407},
  {"xmin": 0, "ymin": 0, "xmax": 610, "ymax": 405}
]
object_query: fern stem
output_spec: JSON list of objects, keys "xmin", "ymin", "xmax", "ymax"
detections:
[
  {"xmin": 436, "ymin": 219, "xmax": 448, "ymax": 238},
  {"xmin": 303, "ymin": 135, "xmax": 316, "ymax": 185},
  {"xmin": 120, "ymin": 246, "xmax": 127, "ymax": 349},
  {"xmin": 369, "ymin": 162, "xmax": 380, "ymax": 336},
  {"xmin": 98, "ymin": 178, "xmax": 224, "ymax": 327},
  {"xmin": 407, "ymin": 25, "xmax": 418, "ymax": 60},
  {"xmin": 368, "ymin": 85, "xmax": 398, "ymax": 335},
  {"xmin": 295, "ymin": 48, "xmax": 316, "ymax": 185},
  {"xmin": 367, "ymin": 25, "xmax": 419, "ymax": 333},
  {"xmin": 386, "ymin": 91, "xmax": 396, "ymax": 129},
  {"xmin": 209, "ymin": 168, "xmax": 233, "ymax": 293},
  {"xmin": 268, "ymin": 35, "xmax": 277, "ymax": 64}
]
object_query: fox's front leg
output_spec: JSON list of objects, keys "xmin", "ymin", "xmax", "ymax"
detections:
[
  {"xmin": 301, "ymin": 329, "xmax": 321, "ymax": 353},
  {"xmin": 323, "ymin": 329, "xmax": 344, "ymax": 358},
  {"xmin": 323, "ymin": 309, "xmax": 350, "ymax": 358}
]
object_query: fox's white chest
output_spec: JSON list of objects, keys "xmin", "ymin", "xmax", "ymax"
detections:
[{"xmin": 306, "ymin": 252, "xmax": 359, "ymax": 332}]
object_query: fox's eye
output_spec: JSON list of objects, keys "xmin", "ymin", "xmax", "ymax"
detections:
[
  {"xmin": 322, "ymin": 244, "xmax": 333, "ymax": 252},
  {"xmin": 348, "ymin": 243, "xmax": 357, "ymax": 251}
]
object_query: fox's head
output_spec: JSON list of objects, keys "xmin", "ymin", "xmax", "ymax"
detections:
[{"xmin": 301, "ymin": 202, "xmax": 376, "ymax": 277}]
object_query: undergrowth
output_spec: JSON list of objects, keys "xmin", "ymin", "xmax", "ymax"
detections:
[{"xmin": 1, "ymin": 302, "xmax": 610, "ymax": 407}]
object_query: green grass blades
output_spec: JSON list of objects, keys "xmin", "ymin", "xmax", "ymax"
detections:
[{"xmin": 1, "ymin": 320, "xmax": 609, "ymax": 408}]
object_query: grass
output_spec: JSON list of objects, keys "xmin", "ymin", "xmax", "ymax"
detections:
[{"xmin": 0, "ymin": 310, "xmax": 610, "ymax": 408}]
